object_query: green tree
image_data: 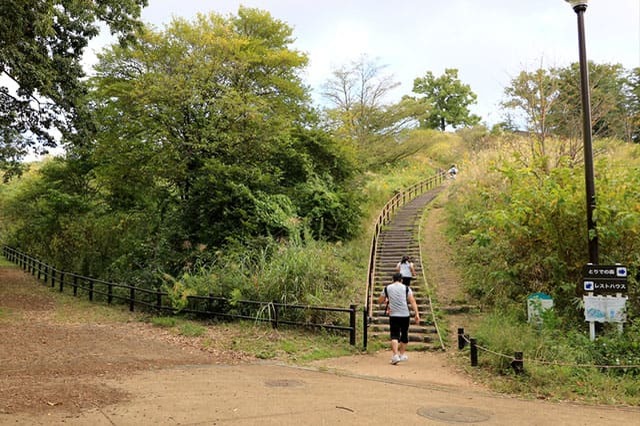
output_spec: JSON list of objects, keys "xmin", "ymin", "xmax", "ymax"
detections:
[
  {"xmin": 412, "ymin": 68, "xmax": 480, "ymax": 131},
  {"xmin": 502, "ymin": 62, "xmax": 634, "ymax": 144},
  {"xmin": 626, "ymin": 67, "xmax": 640, "ymax": 142},
  {"xmin": 321, "ymin": 55, "xmax": 426, "ymax": 167},
  {"xmin": 551, "ymin": 62, "xmax": 629, "ymax": 141},
  {"xmin": 0, "ymin": 0, "xmax": 147, "ymax": 161},
  {"xmin": 88, "ymin": 8, "xmax": 360, "ymax": 255},
  {"xmin": 502, "ymin": 68, "xmax": 558, "ymax": 141}
]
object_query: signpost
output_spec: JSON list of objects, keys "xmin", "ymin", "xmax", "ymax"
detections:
[
  {"xmin": 582, "ymin": 264, "xmax": 628, "ymax": 340},
  {"xmin": 581, "ymin": 265, "xmax": 628, "ymax": 294}
]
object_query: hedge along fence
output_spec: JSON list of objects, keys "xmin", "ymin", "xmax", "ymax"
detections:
[{"xmin": 3, "ymin": 246, "xmax": 358, "ymax": 346}]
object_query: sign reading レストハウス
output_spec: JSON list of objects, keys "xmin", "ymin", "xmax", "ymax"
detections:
[{"xmin": 582, "ymin": 265, "xmax": 628, "ymax": 295}]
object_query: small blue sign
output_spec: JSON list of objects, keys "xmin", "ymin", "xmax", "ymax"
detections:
[
  {"xmin": 584, "ymin": 281, "xmax": 594, "ymax": 291},
  {"xmin": 616, "ymin": 267, "xmax": 627, "ymax": 277}
]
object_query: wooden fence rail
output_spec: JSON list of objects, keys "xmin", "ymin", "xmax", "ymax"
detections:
[{"xmin": 3, "ymin": 246, "xmax": 357, "ymax": 345}]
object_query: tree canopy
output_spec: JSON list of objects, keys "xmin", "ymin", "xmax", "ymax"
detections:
[
  {"xmin": 412, "ymin": 68, "xmax": 480, "ymax": 131},
  {"xmin": 502, "ymin": 61, "xmax": 637, "ymax": 143},
  {"xmin": 0, "ymin": 0, "xmax": 148, "ymax": 162},
  {"xmin": 0, "ymin": 8, "xmax": 362, "ymax": 279},
  {"xmin": 321, "ymin": 56, "xmax": 426, "ymax": 167}
]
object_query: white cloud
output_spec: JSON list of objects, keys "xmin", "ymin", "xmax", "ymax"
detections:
[{"xmin": 81, "ymin": 0, "xmax": 639, "ymax": 126}]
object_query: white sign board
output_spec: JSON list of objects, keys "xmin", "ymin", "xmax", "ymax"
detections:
[
  {"xmin": 583, "ymin": 295, "xmax": 627, "ymax": 323},
  {"xmin": 527, "ymin": 293, "xmax": 553, "ymax": 324}
]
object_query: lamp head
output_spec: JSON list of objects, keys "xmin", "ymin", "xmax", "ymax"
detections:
[{"xmin": 565, "ymin": 0, "xmax": 588, "ymax": 9}]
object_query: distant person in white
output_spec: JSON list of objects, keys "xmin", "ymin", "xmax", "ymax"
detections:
[
  {"xmin": 378, "ymin": 273, "xmax": 421, "ymax": 365},
  {"xmin": 447, "ymin": 164, "xmax": 458, "ymax": 179},
  {"xmin": 395, "ymin": 255, "xmax": 417, "ymax": 286}
]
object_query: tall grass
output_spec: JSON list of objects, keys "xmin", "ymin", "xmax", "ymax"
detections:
[
  {"xmin": 467, "ymin": 309, "xmax": 640, "ymax": 405},
  {"xmin": 159, "ymin": 131, "xmax": 454, "ymax": 320},
  {"xmin": 446, "ymin": 134, "xmax": 640, "ymax": 405}
]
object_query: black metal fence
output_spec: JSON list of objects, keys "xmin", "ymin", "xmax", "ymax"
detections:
[{"xmin": 2, "ymin": 246, "xmax": 357, "ymax": 345}]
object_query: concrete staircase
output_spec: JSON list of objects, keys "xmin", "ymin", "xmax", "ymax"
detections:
[{"xmin": 368, "ymin": 187, "xmax": 445, "ymax": 349}]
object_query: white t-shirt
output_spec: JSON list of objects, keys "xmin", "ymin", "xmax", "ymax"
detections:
[
  {"xmin": 397, "ymin": 262, "xmax": 413, "ymax": 277},
  {"xmin": 380, "ymin": 283, "xmax": 412, "ymax": 317}
]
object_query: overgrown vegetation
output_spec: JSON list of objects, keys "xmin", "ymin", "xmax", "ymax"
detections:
[{"xmin": 446, "ymin": 134, "xmax": 640, "ymax": 405}]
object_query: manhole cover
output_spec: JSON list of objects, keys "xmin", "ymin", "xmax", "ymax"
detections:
[
  {"xmin": 264, "ymin": 379, "xmax": 305, "ymax": 388},
  {"xmin": 417, "ymin": 406, "xmax": 492, "ymax": 423}
]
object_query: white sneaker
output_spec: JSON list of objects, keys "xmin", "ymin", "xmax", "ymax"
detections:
[
  {"xmin": 390, "ymin": 354, "xmax": 401, "ymax": 365},
  {"xmin": 399, "ymin": 354, "xmax": 408, "ymax": 362}
]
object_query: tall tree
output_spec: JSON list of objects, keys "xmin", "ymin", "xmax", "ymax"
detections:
[
  {"xmin": 321, "ymin": 55, "xmax": 425, "ymax": 167},
  {"xmin": 412, "ymin": 68, "xmax": 480, "ymax": 131},
  {"xmin": 501, "ymin": 62, "xmax": 634, "ymax": 149},
  {"xmin": 551, "ymin": 62, "xmax": 629, "ymax": 141},
  {"xmin": 0, "ymin": 0, "xmax": 147, "ymax": 160},
  {"xmin": 89, "ymin": 8, "xmax": 359, "ymax": 250},
  {"xmin": 502, "ymin": 68, "xmax": 558, "ymax": 140},
  {"xmin": 626, "ymin": 67, "xmax": 640, "ymax": 143},
  {"xmin": 501, "ymin": 67, "xmax": 560, "ymax": 164}
]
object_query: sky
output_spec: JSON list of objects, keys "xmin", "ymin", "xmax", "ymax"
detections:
[{"xmin": 86, "ymin": 0, "xmax": 640, "ymax": 127}]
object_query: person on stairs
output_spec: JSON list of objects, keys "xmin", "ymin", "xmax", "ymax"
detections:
[
  {"xmin": 378, "ymin": 272, "xmax": 420, "ymax": 365},
  {"xmin": 395, "ymin": 255, "xmax": 417, "ymax": 286}
]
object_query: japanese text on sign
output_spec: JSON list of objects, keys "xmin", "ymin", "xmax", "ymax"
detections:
[
  {"xmin": 583, "ymin": 265, "xmax": 627, "ymax": 278},
  {"xmin": 584, "ymin": 281, "xmax": 628, "ymax": 292}
]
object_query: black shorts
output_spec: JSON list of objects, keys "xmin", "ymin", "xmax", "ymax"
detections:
[
  {"xmin": 401, "ymin": 276, "xmax": 412, "ymax": 286},
  {"xmin": 389, "ymin": 316, "xmax": 410, "ymax": 343}
]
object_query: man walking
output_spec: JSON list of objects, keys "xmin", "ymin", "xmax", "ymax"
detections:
[{"xmin": 378, "ymin": 272, "xmax": 420, "ymax": 364}]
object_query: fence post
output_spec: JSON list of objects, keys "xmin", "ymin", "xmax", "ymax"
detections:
[
  {"xmin": 129, "ymin": 286, "xmax": 135, "ymax": 311},
  {"xmin": 59, "ymin": 272, "xmax": 64, "ymax": 292},
  {"xmin": 458, "ymin": 328, "xmax": 466, "ymax": 349},
  {"xmin": 44, "ymin": 265, "xmax": 49, "ymax": 285},
  {"xmin": 470, "ymin": 338, "xmax": 478, "ymax": 367},
  {"xmin": 511, "ymin": 351, "xmax": 524, "ymax": 374},
  {"xmin": 37, "ymin": 261, "xmax": 41, "ymax": 280},
  {"xmin": 362, "ymin": 308, "xmax": 368, "ymax": 350},
  {"xmin": 73, "ymin": 275, "xmax": 78, "ymax": 296},
  {"xmin": 107, "ymin": 283, "xmax": 113, "ymax": 304},
  {"xmin": 349, "ymin": 304, "xmax": 356, "ymax": 346},
  {"xmin": 51, "ymin": 269, "xmax": 56, "ymax": 288},
  {"xmin": 88, "ymin": 280, "xmax": 94, "ymax": 301},
  {"xmin": 207, "ymin": 292, "xmax": 213, "ymax": 314},
  {"xmin": 156, "ymin": 289, "xmax": 162, "ymax": 310},
  {"xmin": 272, "ymin": 301, "xmax": 278, "ymax": 329}
]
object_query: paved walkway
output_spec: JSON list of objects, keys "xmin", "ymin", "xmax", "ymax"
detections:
[{"xmin": 10, "ymin": 352, "xmax": 640, "ymax": 425}]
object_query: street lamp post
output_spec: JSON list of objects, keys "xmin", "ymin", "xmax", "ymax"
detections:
[{"xmin": 566, "ymin": 0, "xmax": 599, "ymax": 264}]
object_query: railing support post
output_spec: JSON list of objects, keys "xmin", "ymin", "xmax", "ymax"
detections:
[
  {"xmin": 349, "ymin": 304, "xmax": 356, "ymax": 346},
  {"xmin": 470, "ymin": 338, "xmax": 478, "ymax": 367},
  {"xmin": 272, "ymin": 301, "xmax": 278, "ymax": 329},
  {"xmin": 362, "ymin": 308, "xmax": 368, "ymax": 350},
  {"xmin": 458, "ymin": 328, "xmax": 466, "ymax": 349},
  {"xmin": 129, "ymin": 286, "xmax": 135, "ymax": 311},
  {"xmin": 511, "ymin": 351, "xmax": 524, "ymax": 374}
]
